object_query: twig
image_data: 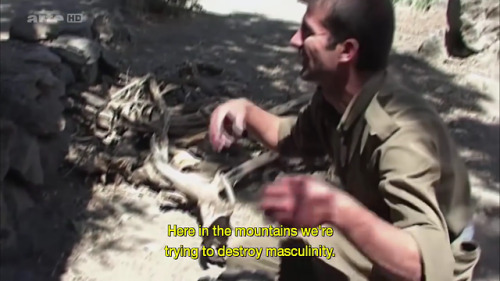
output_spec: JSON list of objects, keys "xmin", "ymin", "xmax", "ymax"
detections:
[{"xmin": 111, "ymin": 73, "xmax": 152, "ymax": 100}]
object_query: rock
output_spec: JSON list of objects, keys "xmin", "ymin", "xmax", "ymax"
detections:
[
  {"xmin": 0, "ymin": 40, "xmax": 74, "ymax": 85},
  {"xmin": 81, "ymin": 62, "xmax": 99, "ymax": 85},
  {"xmin": 446, "ymin": 0, "xmax": 500, "ymax": 57},
  {"xmin": 2, "ymin": 180, "xmax": 36, "ymax": 215},
  {"xmin": 418, "ymin": 30, "xmax": 448, "ymax": 60},
  {"xmin": 100, "ymin": 48, "xmax": 123, "ymax": 77},
  {"xmin": 0, "ymin": 120, "xmax": 16, "ymax": 180},
  {"xmin": 23, "ymin": 46, "xmax": 62, "ymax": 65},
  {"xmin": 0, "ymin": 65, "xmax": 65, "ymax": 137},
  {"xmin": 7, "ymin": 127, "xmax": 44, "ymax": 186},
  {"xmin": 1, "ymin": 40, "xmax": 59, "ymax": 72},
  {"xmin": 0, "ymin": 188, "xmax": 20, "ymax": 261},
  {"xmin": 45, "ymin": 35, "xmax": 101, "ymax": 84},
  {"xmin": 9, "ymin": 10, "xmax": 93, "ymax": 42},
  {"xmin": 46, "ymin": 35, "xmax": 101, "ymax": 65},
  {"xmin": 9, "ymin": 12, "xmax": 60, "ymax": 41},
  {"xmin": 0, "ymin": 180, "xmax": 36, "ymax": 262},
  {"xmin": 38, "ymin": 129, "xmax": 71, "ymax": 181},
  {"xmin": 50, "ymin": 62, "xmax": 76, "ymax": 86},
  {"xmin": 91, "ymin": 11, "xmax": 132, "ymax": 51},
  {"xmin": 58, "ymin": 19, "xmax": 93, "ymax": 39}
]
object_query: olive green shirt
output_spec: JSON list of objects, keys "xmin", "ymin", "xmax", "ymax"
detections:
[{"xmin": 276, "ymin": 70, "xmax": 474, "ymax": 280}]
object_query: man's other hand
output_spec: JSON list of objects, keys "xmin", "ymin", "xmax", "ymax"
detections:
[{"xmin": 260, "ymin": 175, "xmax": 355, "ymax": 228}]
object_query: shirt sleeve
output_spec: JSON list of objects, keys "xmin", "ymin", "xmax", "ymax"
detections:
[
  {"xmin": 376, "ymin": 126, "xmax": 455, "ymax": 281},
  {"xmin": 276, "ymin": 92, "xmax": 325, "ymax": 158}
]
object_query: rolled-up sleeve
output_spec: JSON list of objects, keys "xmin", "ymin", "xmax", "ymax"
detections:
[
  {"xmin": 277, "ymin": 116, "xmax": 299, "ymax": 142},
  {"xmin": 377, "ymin": 127, "xmax": 455, "ymax": 281}
]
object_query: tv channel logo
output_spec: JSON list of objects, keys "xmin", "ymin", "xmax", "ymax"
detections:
[
  {"xmin": 26, "ymin": 11, "xmax": 88, "ymax": 23},
  {"xmin": 66, "ymin": 13, "xmax": 87, "ymax": 23}
]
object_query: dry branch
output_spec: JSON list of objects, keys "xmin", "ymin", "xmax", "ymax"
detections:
[{"xmin": 64, "ymin": 60, "xmax": 315, "ymax": 266}]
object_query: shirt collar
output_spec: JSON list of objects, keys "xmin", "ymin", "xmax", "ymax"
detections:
[{"xmin": 337, "ymin": 69, "xmax": 387, "ymax": 133}]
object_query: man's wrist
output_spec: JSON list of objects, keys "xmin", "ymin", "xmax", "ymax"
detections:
[{"xmin": 327, "ymin": 192, "xmax": 362, "ymax": 232}]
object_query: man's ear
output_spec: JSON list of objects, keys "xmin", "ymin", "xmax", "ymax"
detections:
[{"xmin": 339, "ymin": 39, "xmax": 359, "ymax": 63}]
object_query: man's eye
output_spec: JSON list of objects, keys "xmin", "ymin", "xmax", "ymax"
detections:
[
  {"xmin": 300, "ymin": 23, "xmax": 313, "ymax": 39},
  {"xmin": 301, "ymin": 24, "xmax": 313, "ymax": 38}
]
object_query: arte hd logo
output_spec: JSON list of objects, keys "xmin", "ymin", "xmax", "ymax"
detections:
[{"xmin": 26, "ymin": 11, "xmax": 88, "ymax": 23}]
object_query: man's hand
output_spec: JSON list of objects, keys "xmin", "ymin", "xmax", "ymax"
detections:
[
  {"xmin": 261, "ymin": 175, "xmax": 422, "ymax": 281},
  {"xmin": 209, "ymin": 98, "xmax": 252, "ymax": 152},
  {"xmin": 208, "ymin": 98, "xmax": 283, "ymax": 152},
  {"xmin": 259, "ymin": 175, "xmax": 356, "ymax": 228}
]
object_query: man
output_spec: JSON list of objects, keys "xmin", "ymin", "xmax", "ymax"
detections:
[{"xmin": 208, "ymin": 0, "xmax": 481, "ymax": 280}]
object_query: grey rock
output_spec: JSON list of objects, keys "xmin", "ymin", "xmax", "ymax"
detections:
[
  {"xmin": 81, "ymin": 62, "xmax": 100, "ymax": 85},
  {"xmin": 91, "ymin": 11, "xmax": 132, "ymax": 51},
  {"xmin": 0, "ymin": 180, "xmax": 36, "ymax": 262},
  {"xmin": 58, "ymin": 20, "xmax": 93, "ymax": 39},
  {"xmin": 46, "ymin": 35, "xmax": 101, "ymax": 65},
  {"xmin": 7, "ymin": 127, "xmax": 44, "ymax": 186},
  {"xmin": 9, "ymin": 12, "xmax": 60, "ymax": 41},
  {"xmin": 0, "ymin": 120, "xmax": 16, "ymax": 181},
  {"xmin": 0, "ymin": 188, "xmax": 20, "ymax": 261},
  {"xmin": 9, "ymin": 10, "xmax": 94, "ymax": 41},
  {"xmin": 0, "ymin": 65, "xmax": 65, "ymax": 137},
  {"xmin": 0, "ymin": 40, "xmax": 60, "ymax": 71},
  {"xmin": 43, "ymin": 35, "xmax": 102, "ymax": 84},
  {"xmin": 23, "ymin": 47, "xmax": 62, "ymax": 65},
  {"xmin": 2, "ymin": 180, "xmax": 36, "ymax": 215},
  {"xmin": 38, "ymin": 130, "xmax": 71, "ymax": 182},
  {"xmin": 418, "ymin": 30, "xmax": 448, "ymax": 59},
  {"xmin": 51, "ymin": 62, "xmax": 76, "ymax": 86},
  {"xmin": 0, "ymin": 40, "xmax": 75, "ymax": 86},
  {"xmin": 100, "ymin": 47, "xmax": 123, "ymax": 74}
]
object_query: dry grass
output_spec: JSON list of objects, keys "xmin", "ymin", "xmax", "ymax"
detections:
[{"xmin": 392, "ymin": 0, "xmax": 438, "ymax": 11}]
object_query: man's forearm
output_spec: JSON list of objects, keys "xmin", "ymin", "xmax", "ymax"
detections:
[
  {"xmin": 331, "ymin": 201, "xmax": 422, "ymax": 281},
  {"xmin": 244, "ymin": 102, "xmax": 282, "ymax": 150}
]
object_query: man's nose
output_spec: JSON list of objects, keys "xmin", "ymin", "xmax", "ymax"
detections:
[{"xmin": 290, "ymin": 29, "xmax": 303, "ymax": 49}]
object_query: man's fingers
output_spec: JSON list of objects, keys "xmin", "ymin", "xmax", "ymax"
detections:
[
  {"xmin": 261, "ymin": 182, "xmax": 293, "ymax": 199},
  {"xmin": 261, "ymin": 196, "xmax": 295, "ymax": 226},
  {"xmin": 209, "ymin": 107, "xmax": 230, "ymax": 150},
  {"xmin": 260, "ymin": 197, "xmax": 295, "ymax": 213},
  {"xmin": 216, "ymin": 132, "xmax": 235, "ymax": 152},
  {"xmin": 232, "ymin": 113, "xmax": 246, "ymax": 137},
  {"xmin": 266, "ymin": 211, "xmax": 294, "ymax": 226}
]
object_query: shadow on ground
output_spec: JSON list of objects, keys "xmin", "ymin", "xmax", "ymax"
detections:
[
  {"xmin": 122, "ymin": 11, "xmax": 498, "ymax": 191},
  {"xmin": 0, "ymin": 3, "xmax": 498, "ymax": 281},
  {"xmin": 124, "ymin": 11, "xmax": 498, "ymax": 279},
  {"xmin": 0, "ymin": 125, "xmax": 152, "ymax": 281}
]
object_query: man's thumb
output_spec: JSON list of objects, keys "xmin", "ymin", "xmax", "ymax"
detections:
[{"xmin": 232, "ymin": 113, "xmax": 246, "ymax": 137}]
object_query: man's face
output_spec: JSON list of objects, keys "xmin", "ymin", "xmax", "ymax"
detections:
[{"xmin": 290, "ymin": 3, "xmax": 343, "ymax": 82}]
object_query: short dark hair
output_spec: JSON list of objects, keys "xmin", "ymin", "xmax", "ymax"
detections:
[{"xmin": 306, "ymin": 0, "xmax": 395, "ymax": 72}]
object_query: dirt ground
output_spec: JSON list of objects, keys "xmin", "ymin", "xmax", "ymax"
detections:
[{"xmin": 0, "ymin": 0, "xmax": 499, "ymax": 281}]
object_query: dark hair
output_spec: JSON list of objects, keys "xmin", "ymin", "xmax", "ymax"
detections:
[{"xmin": 309, "ymin": 0, "xmax": 395, "ymax": 72}]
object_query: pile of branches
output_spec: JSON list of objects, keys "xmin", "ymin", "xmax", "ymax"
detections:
[
  {"xmin": 63, "ymin": 59, "xmax": 315, "ymax": 266},
  {"xmin": 65, "ymin": 60, "xmax": 311, "ymax": 181}
]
